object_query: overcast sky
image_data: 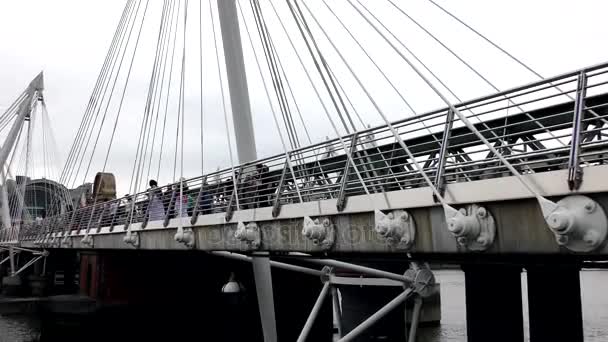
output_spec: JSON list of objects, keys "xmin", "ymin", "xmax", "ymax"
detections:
[{"xmin": 0, "ymin": 0, "xmax": 607, "ymax": 196}]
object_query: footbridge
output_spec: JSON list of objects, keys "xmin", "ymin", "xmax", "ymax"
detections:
[
  {"xmin": 17, "ymin": 63, "xmax": 608, "ymax": 258},
  {"xmin": 0, "ymin": 1, "xmax": 606, "ymax": 341}
]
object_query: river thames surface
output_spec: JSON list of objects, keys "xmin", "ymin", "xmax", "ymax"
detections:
[{"xmin": 0, "ymin": 270, "xmax": 607, "ymax": 342}]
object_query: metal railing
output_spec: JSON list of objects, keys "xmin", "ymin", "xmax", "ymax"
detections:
[{"xmin": 20, "ymin": 62, "xmax": 608, "ymax": 242}]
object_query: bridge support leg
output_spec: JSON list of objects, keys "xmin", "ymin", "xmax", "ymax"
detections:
[
  {"xmin": 526, "ymin": 264, "xmax": 583, "ymax": 342},
  {"xmin": 462, "ymin": 265, "xmax": 524, "ymax": 342}
]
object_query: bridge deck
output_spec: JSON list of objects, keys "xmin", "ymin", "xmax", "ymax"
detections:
[{"xmin": 14, "ymin": 63, "xmax": 608, "ymax": 258}]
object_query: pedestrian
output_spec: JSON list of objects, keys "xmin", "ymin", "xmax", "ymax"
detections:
[{"xmin": 148, "ymin": 179, "xmax": 165, "ymax": 221}]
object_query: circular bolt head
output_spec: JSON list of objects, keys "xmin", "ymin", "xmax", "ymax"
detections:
[
  {"xmin": 476, "ymin": 236, "xmax": 488, "ymax": 246},
  {"xmin": 448, "ymin": 218, "xmax": 464, "ymax": 236},
  {"xmin": 312, "ymin": 238, "xmax": 319, "ymax": 245},
  {"xmin": 547, "ymin": 212, "xmax": 572, "ymax": 233},
  {"xmin": 387, "ymin": 212, "xmax": 394, "ymax": 220},
  {"xmin": 386, "ymin": 237, "xmax": 396, "ymax": 245},
  {"xmin": 583, "ymin": 231, "xmax": 599, "ymax": 247},
  {"xmin": 459, "ymin": 208, "xmax": 467, "ymax": 215},
  {"xmin": 401, "ymin": 212, "xmax": 409, "ymax": 221},
  {"xmin": 377, "ymin": 225, "xmax": 387, "ymax": 235},
  {"xmin": 457, "ymin": 236, "xmax": 467, "ymax": 246},
  {"xmin": 476, "ymin": 207, "xmax": 487, "ymax": 219},
  {"xmin": 556, "ymin": 234, "xmax": 569, "ymax": 245},
  {"xmin": 584, "ymin": 201, "xmax": 596, "ymax": 213}
]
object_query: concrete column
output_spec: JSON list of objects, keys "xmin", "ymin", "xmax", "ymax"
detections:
[
  {"xmin": 526, "ymin": 264, "xmax": 583, "ymax": 342},
  {"xmin": 462, "ymin": 264, "xmax": 524, "ymax": 342}
]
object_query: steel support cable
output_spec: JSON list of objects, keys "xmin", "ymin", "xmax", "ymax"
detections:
[
  {"xmin": 425, "ymin": 0, "xmax": 608, "ymax": 128},
  {"xmin": 6, "ymin": 130, "xmax": 29, "ymax": 233},
  {"xmin": 63, "ymin": 0, "xmax": 137, "ymax": 187},
  {"xmin": 286, "ymin": 0, "xmax": 354, "ymax": 134},
  {"xmin": 326, "ymin": 66, "xmax": 407, "ymax": 191},
  {"xmin": 15, "ymin": 114, "xmax": 33, "ymax": 229},
  {"xmin": 144, "ymin": 0, "xmax": 178, "ymax": 183},
  {"xmin": 5, "ymin": 117, "xmax": 27, "ymax": 212},
  {"xmin": 256, "ymin": 2, "xmax": 303, "ymax": 150},
  {"xmin": 0, "ymin": 91, "xmax": 26, "ymax": 122},
  {"xmin": 172, "ymin": 2, "xmax": 188, "ymax": 184},
  {"xmin": 349, "ymin": 0, "xmax": 554, "ymax": 210},
  {"xmin": 353, "ymin": 1, "xmax": 510, "ymax": 144},
  {"xmin": 0, "ymin": 93, "xmax": 27, "ymax": 132},
  {"xmin": 266, "ymin": 26, "xmax": 310, "ymax": 147},
  {"xmin": 265, "ymin": 0, "xmax": 340, "ymax": 194},
  {"xmin": 326, "ymin": 67, "xmax": 365, "ymax": 128},
  {"xmin": 321, "ymin": 1, "xmax": 418, "ymax": 121},
  {"xmin": 61, "ymin": 1, "xmax": 134, "ymax": 185},
  {"xmin": 266, "ymin": 37, "xmax": 323, "ymax": 196},
  {"xmin": 178, "ymin": 0, "xmax": 188, "ymax": 232},
  {"xmin": 262, "ymin": 28, "xmax": 309, "ymax": 157},
  {"xmin": 210, "ymin": 0, "xmax": 241, "ymax": 210},
  {"xmin": 266, "ymin": 0, "xmax": 340, "ymax": 142},
  {"xmin": 7, "ymin": 128, "xmax": 25, "ymax": 222},
  {"xmin": 156, "ymin": 0, "xmax": 182, "ymax": 181},
  {"xmin": 351, "ymin": 0, "xmax": 558, "ymax": 180},
  {"xmin": 250, "ymin": 0, "xmax": 297, "ymax": 150},
  {"xmin": 237, "ymin": 0, "xmax": 303, "ymax": 203},
  {"xmin": 73, "ymin": 0, "xmax": 145, "ymax": 188},
  {"xmin": 300, "ymin": 0, "xmax": 448, "ymax": 206},
  {"xmin": 141, "ymin": 0, "xmax": 176, "ymax": 186},
  {"xmin": 125, "ymin": 1, "xmax": 173, "ymax": 234},
  {"xmin": 287, "ymin": 0, "xmax": 371, "ymax": 197},
  {"xmin": 321, "ymin": 0, "xmax": 440, "ymax": 190},
  {"xmin": 128, "ymin": 0, "xmax": 171, "ymax": 195},
  {"xmin": 250, "ymin": 0, "xmax": 301, "ymax": 150},
  {"xmin": 249, "ymin": 1, "xmax": 313, "ymax": 190},
  {"xmin": 385, "ymin": 0, "xmax": 580, "ymax": 154},
  {"xmin": 60, "ymin": 1, "xmax": 134, "ymax": 185},
  {"xmin": 43, "ymin": 103, "xmax": 73, "ymax": 218},
  {"xmin": 199, "ymin": 0, "xmax": 205, "ymax": 174},
  {"xmin": 86, "ymin": 0, "xmax": 150, "ymax": 234},
  {"xmin": 9, "ymin": 126, "xmax": 31, "ymax": 228}
]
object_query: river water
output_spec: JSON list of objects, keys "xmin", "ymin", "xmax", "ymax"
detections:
[{"xmin": 1, "ymin": 270, "xmax": 607, "ymax": 341}]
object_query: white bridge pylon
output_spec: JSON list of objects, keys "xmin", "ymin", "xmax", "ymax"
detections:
[{"xmin": 0, "ymin": 72, "xmax": 57, "ymax": 277}]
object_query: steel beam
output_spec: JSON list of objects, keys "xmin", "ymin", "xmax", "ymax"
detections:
[
  {"xmin": 297, "ymin": 281, "xmax": 331, "ymax": 342},
  {"xmin": 338, "ymin": 289, "xmax": 413, "ymax": 342}
]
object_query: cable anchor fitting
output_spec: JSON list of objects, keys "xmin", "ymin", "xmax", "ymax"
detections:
[
  {"xmin": 374, "ymin": 209, "xmax": 416, "ymax": 250},
  {"xmin": 174, "ymin": 228, "xmax": 195, "ymax": 248},
  {"xmin": 302, "ymin": 216, "xmax": 335, "ymax": 249},
  {"xmin": 235, "ymin": 222, "xmax": 261, "ymax": 250},
  {"xmin": 542, "ymin": 195, "xmax": 607, "ymax": 252},
  {"xmin": 123, "ymin": 231, "xmax": 139, "ymax": 248},
  {"xmin": 445, "ymin": 204, "xmax": 496, "ymax": 251}
]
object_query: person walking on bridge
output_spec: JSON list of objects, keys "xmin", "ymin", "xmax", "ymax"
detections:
[{"xmin": 147, "ymin": 180, "xmax": 165, "ymax": 222}]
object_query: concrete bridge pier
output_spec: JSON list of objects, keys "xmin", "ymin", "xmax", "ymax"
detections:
[
  {"xmin": 462, "ymin": 264, "xmax": 524, "ymax": 342},
  {"xmin": 526, "ymin": 264, "xmax": 583, "ymax": 342}
]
